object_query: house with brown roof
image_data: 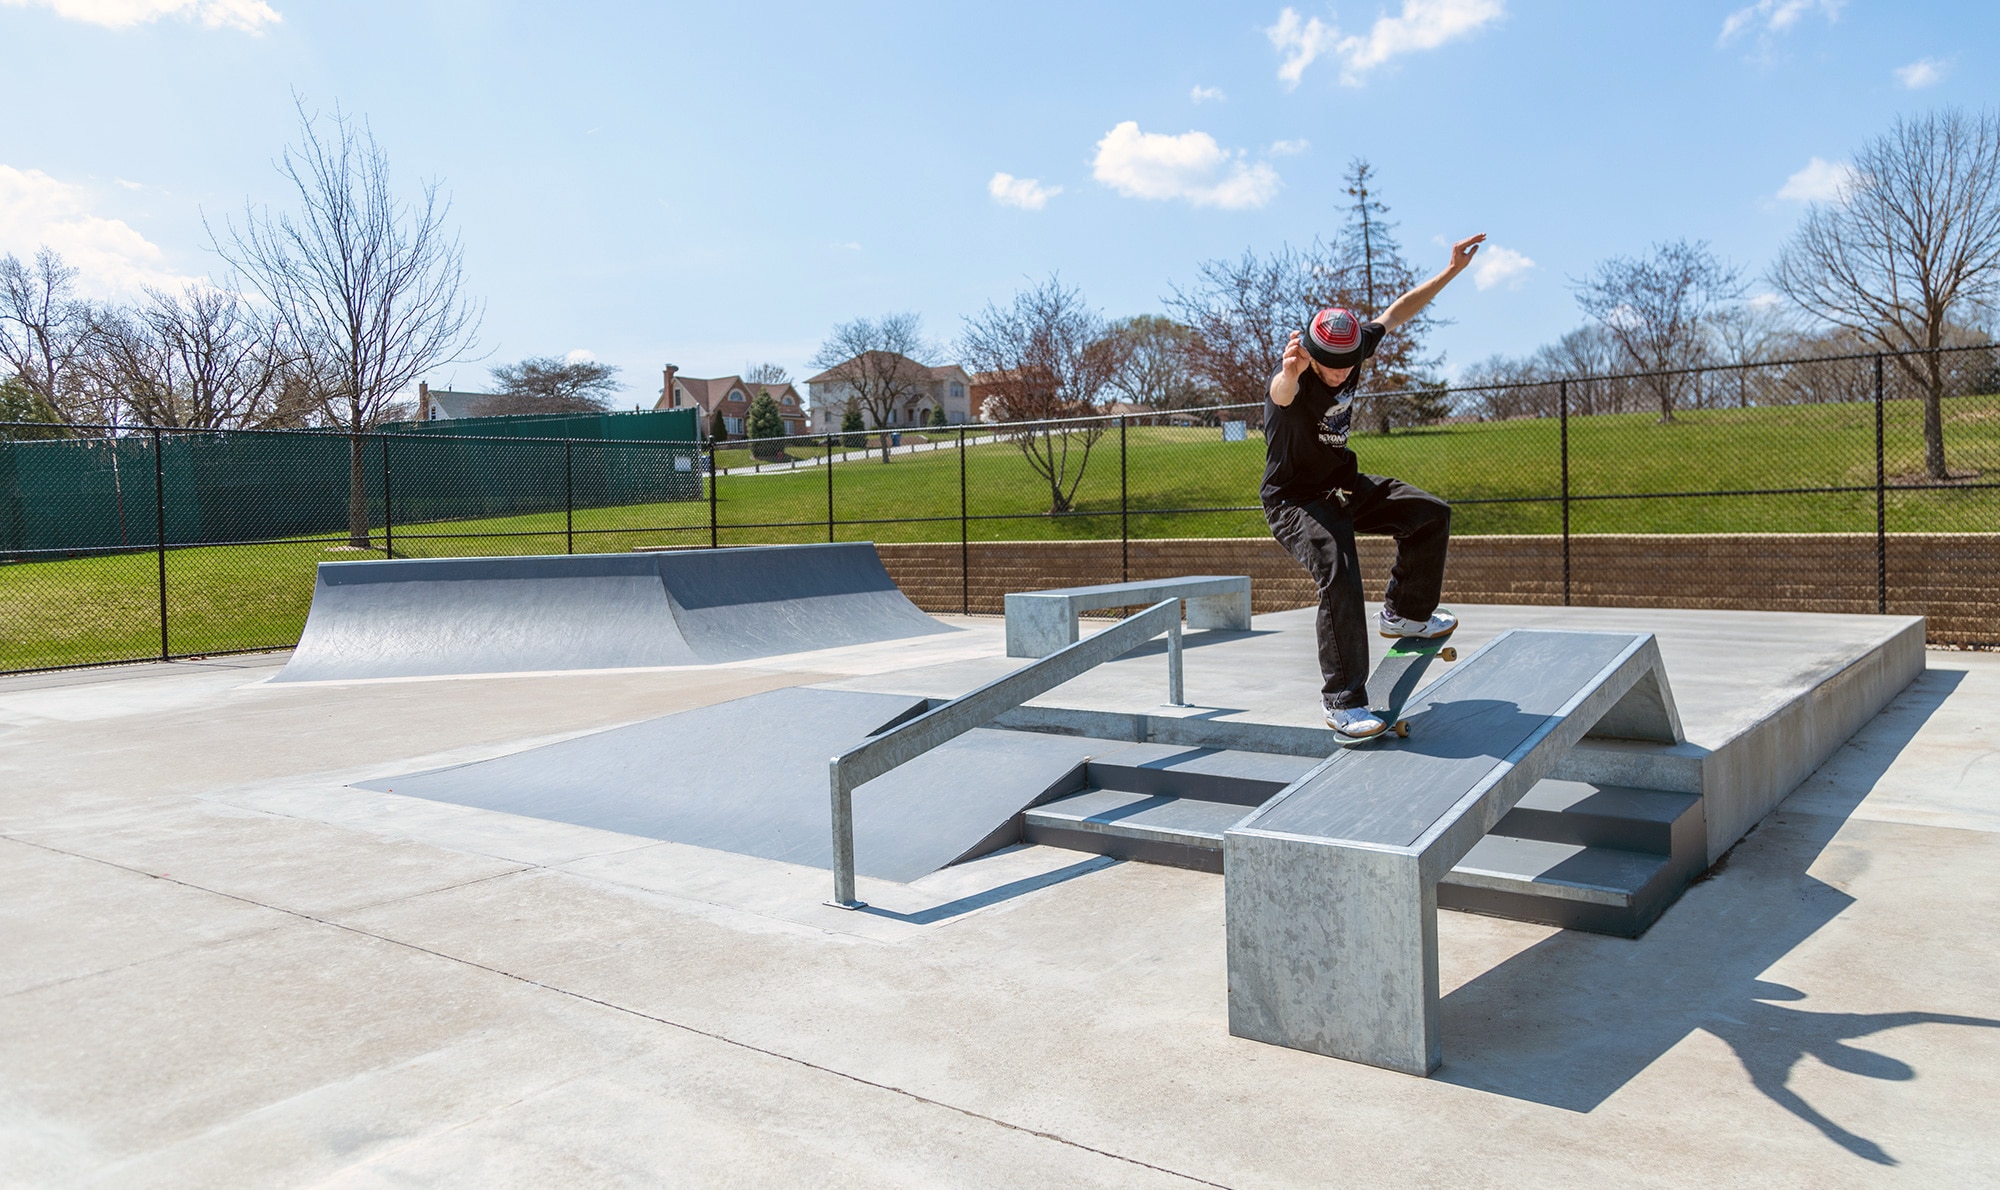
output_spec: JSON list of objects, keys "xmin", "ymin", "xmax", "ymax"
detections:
[
  {"xmin": 652, "ymin": 365, "xmax": 808, "ymax": 438},
  {"xmin": 804, "ymin": 353, "xmax": 972, "ymax": 432}
]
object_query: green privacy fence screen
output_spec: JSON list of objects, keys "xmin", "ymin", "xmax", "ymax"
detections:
[{"xmin": 0, "ymin": 409, "xmax": 701, "ymax": 556}]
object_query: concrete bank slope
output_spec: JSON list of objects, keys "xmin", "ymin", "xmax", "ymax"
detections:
[
  {"xmin": 276, "ymin": 542, "xmax": 952, "ymax": 682},
  {"xmin": 0, "ymin": 631, "xmax": 1995, "ymax": 1184}
]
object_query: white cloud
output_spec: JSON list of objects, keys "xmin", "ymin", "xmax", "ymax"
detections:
[
  {"xmin": 1266, "ymin": 1, "xmax": 1503, "ymax": 88},
  {"xmin": 1268, "ymin": 138, "xmax": 1310, "ymax": 156},
  {"xmin": 1190, "ymin": 85, "xmax": 1226, "ymax": 103},
  {"xmin": 1776, "ymin": 156, "xmax": 1853, "ymax": 203},
  {"xmin": 563, "ymin": 348, "xmax": 597, "ymax": 364},
  {"xmin": 0, "ymin": 0, "xmax": 280, "ymax": 32},
  {"xmin": 1091, "ymin": 122, "xmax": 1280, "ymax": 210},
  {"xmin": 1469, "ymin": 244, "xmax": 1534, "ymax": 291},
  {"xmin": 1894, "ymin": 57, "xmax": 1948, "ymax": 89},
  {"xmin": 987, "ymin": 172, "xmax": 1061, "ymax": 211},
  {"xmin": 0, "ymin": 164, "xmax": 195, "ymax": 298},
  {"xmin": 1718, "ymin": 0, "xmax": 1842, "ymax": 45}
]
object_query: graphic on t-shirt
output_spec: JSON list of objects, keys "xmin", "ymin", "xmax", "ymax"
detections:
[{"xmin": 1319, "ymin": 400, "xmax": 1352, "ymax": 449}]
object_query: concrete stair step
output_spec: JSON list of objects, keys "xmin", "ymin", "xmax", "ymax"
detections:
[
  {"xmin": 1494, "ymin": 778, "xmax": 1702, "ymax": 855},
  {"xmin": 1022, "ymin": 788, "xmax": 1248, "ymax": 873},
  {"xmin": 1437, "ymin": 834, "xmax": 1701, "ymax": 938},
  {"xmin": 1084, "ymin": 744, "xmax": 1319, "ymax": 807}
]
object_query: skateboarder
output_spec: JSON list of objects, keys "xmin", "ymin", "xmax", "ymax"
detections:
[{"xmin": 1264, "ymin": 233, "xmax": 1485, "ymax": 740}]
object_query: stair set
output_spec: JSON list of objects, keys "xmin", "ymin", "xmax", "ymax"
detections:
[{"xmin": 1008, "ymin": 739, "xmax": 1704, "ymax": 938}]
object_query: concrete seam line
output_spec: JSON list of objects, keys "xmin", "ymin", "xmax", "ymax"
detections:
[
  {"xmin": 0, "ymin": 919, "xmax": 295, "ymax": 1003},
  {"xmin": 6, "ymin": 835, "xmax": 1235, "ymax": 1190}
]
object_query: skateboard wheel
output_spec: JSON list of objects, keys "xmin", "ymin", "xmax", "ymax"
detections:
[
  {"xmin": 1440, "ymin": 647, "xmax": 1457, "ymax": 662},
  {"xmin": 1395, "ymin": 721, "xmax": 1409, "ymax": 738}
]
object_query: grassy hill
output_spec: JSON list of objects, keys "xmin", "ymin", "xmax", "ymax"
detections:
[{"xmin": 3, "ymin": 395, "xmax": 1993, "ymax": 671}]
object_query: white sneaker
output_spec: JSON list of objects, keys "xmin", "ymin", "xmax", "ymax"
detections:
[
  {"xmin": 1325, "ymin": 704, "xmax": 1387, "ymax": 739},
  {"xmin": 1379, "ymin": 606, "xmax": 1457, "ymax": 640}
]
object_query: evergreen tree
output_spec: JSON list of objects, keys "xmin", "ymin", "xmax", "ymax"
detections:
[
  {"xmin": 1339, "ymin": 159, "xmax": 1438, "ymax": 432},
  {"xmin": 708, "ymin": 406, "xmax": 727, "ymax": 441},
  {"xmin": 840, "ymin": 404, "xmax": 866, "ymax": 449},
  {"xmin": 927, "ymin": 404, "xmax": 948, "ymax": 428},
  {"xmin": 0, "ymin": 377, "xmax": 67, "ymax": 440},
  {"xmin": 746, "ymin": 390, "xmax": 785, "ymax": 457}
]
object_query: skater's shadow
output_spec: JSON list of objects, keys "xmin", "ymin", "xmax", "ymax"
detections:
[
  {"xmin": 1434, "ymin": 668, "xmax": 1990, "ymax": 1167},
  {"xmin": 1700, "ymin": 981, "xmax": 1999, "ymax": 1166}
]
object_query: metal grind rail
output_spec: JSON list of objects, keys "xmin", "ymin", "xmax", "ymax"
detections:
[{"xmin": 826, "ymin": 597, "xmax": 1187, "ymax": 908}]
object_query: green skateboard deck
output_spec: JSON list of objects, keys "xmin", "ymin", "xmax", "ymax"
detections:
[{"xmin": 1338, "ymin": 629, "xmax": 1459, "ymax": 746}]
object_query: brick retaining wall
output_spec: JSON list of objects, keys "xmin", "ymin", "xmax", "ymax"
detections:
[{"xmin": 873, "ymin": 535, "xmax": 1997, "ymax": 647}]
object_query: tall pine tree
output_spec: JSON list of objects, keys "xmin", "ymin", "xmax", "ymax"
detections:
[{"xmin": 1339, "ymin": 160, "xmax": 1447, "ymax": 430}]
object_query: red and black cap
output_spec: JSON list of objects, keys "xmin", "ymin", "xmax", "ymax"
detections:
[{"xmin": 1305, "ymin": 307, "xmax": 1375, "ymax": 369}]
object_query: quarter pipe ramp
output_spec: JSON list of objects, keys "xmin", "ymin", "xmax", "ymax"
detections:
[{"xmin": 274, "ymin": 543, "xmax": 952, "ymax": 682}]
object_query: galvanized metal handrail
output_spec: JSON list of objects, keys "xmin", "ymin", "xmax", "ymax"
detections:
[{"xmin": 827, "ymin": 598, "xmax": 1186, "ymax": 908}]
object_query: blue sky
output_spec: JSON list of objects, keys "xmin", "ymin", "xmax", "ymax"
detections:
[{"xmin": 1, "ymin": 0, "xmax": 1993, "ymax": 403}]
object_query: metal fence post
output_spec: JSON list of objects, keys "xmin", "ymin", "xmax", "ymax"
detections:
[
  {"xmin": 959, "ymin": 426, "xmax": 969, "ymax": 615},
  {"xmin": 826, "ymin": 433, "xmax": 835, "ymax": 542},
  {"xmin": 707, "ymin": 439, "xmax": 719, "ymax": 549},
  {"xmin": 564, "ymin": 439, "xmax": 574, "ymax": 555},
  {"xmin": 1560, "ymin": 379, "xmax": 1571, "ymax": 607},
  {"xmin": 1874, "ymin": 354, "xmax": 1886, "ymax": 614},
  {"xmin": 1119, "ymin": 415, "xmax": 1129, "ymax": 584},
  {"xmin": 153, "ymin": 428, "xmax": 168, "ymax": 661},
  {"xmin": 381, "ymin": 435, "xmax": 394, "ymax": 559}
]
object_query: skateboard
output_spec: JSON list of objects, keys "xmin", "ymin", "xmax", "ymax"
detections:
[{"xmin": 1338, "ymin": 629, "xmax": 1459, "ymax": 746}]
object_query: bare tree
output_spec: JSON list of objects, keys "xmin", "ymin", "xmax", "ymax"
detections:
[
  {"xmin": 80, "ymin": 283, "xmax": 293, "ymax": 429},
  {"xmin": 0, "ymin": 248, "xmax": 100, "ymax": 423},
  {"xmin": 809, "ymin": 313, "xmax": 934, "ymax": 462},
  {"xmin": 486, "ymin": 356, "xmax": 620, "ymax": 415},
  {"xmin": 960, "ymin": 276, "xmax": 1124, "ymax": 515},
  {"xmin": 742, "ymin": 361, "xmax": 790, "ymax": 385},
  {"xmin": 1707, "ymin": 301, "xmax": 1790, "ymax": 409},
  {"xmin": 1573, "ymin": 239, "xmax": 1744, "ymax": 423},
  {"xmin": 1165, "ymin": 244, "xmax": 1333, "ymax": 408},
  {"xmin": 1106, "ymin": 315, "xmax": 1210, "ymax": 411},
  {"xmin": 1772, "ymin": 108, "xmax": 2000, "ymax": 479},
  {"xmin": 213, "ymin": 99, "xmax": 481, "ymax": 547}
]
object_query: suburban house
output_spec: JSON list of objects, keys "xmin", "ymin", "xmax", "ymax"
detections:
[
  {"xmin": 653, "ymin": 365, "xmax": 808, "ymax": 438},
  {"xmin": 805, "ymin": 354, "xmax": 973, "ymax": 432},
  {"xmin": 414, "ymin": 383, "xmax": 506, "ymax": 421}
]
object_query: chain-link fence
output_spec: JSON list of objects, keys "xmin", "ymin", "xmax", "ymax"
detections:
[
  {"xmin": 0, "ymin": 426, "xmax": 705, "ymax": 672},
  {"xmin": 4, "ymin": 343, "xmax": 1996, "ymax": 672}
]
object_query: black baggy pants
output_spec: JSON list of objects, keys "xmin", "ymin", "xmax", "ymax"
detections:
[{"xmin": 1265, "ymin": 475, "xmax": 1451, "ymax": 711}]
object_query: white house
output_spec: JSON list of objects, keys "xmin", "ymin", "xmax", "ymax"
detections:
[{"xmin": 804, "ymin": 353, "xmax": 973, "ymax": 432}]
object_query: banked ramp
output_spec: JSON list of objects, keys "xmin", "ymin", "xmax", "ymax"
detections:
[{"xmin": 275, "ymin": 542, "xmax": 952, "ymax": 682}]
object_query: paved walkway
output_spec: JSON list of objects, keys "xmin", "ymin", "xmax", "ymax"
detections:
[{"xmin": 1, "ymin": 622, "xmax": 1995, "ymax": 1185}]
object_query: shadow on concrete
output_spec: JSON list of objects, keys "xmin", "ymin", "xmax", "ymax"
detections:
[
  {"xmin": 1110, "ymin": 629, "xmax": 1278, "ymax": 657},
  {"xmin": 1435, "ymin": 668, "xmax": 1991, "ymax": 1167},
  {"xmin": 857, "ymin": 855, "xmax": 1117, "ymax": 925}
]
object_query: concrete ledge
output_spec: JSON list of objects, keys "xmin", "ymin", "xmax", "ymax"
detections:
[
  {"xmin": 1693, "ymin": 615, "xmax": 1926, "ymax": 862},
  {"xmin": 1004, "ymin": 576, "xmax": 1251, "ymax": 658}
]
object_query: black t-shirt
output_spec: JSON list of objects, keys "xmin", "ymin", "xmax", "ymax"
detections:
[{"xmin": 1260, "ymin": 321, "xmax": 1385, "ymax": 506}]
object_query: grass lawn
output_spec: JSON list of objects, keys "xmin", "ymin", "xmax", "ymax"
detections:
[{"xmin": 3, "ymin": 395, "xmax": 1994, "ymax": 671}]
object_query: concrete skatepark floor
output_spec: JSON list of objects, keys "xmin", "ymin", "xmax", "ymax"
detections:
[{"xmin": 2, "ymin": 609, "xmax": 1997, "ymax": 1185}]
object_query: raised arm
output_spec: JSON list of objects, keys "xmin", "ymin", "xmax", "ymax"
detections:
[
  {"xmin": 1268, "ymin": 331, "xmax": 1311, "ymax": 406},
  {"xmin": 1377, "ymin": 233, "xmax": 1485, "ymax": 332}
]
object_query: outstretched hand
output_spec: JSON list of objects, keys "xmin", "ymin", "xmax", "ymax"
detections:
[
  {"xmin": 1282, "ymin": 331, "xmax": 1311, "ymax": 380},
  {"xmin": 1448, "ymin": 233, "xmax": 1486, "ymax": 274}
]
